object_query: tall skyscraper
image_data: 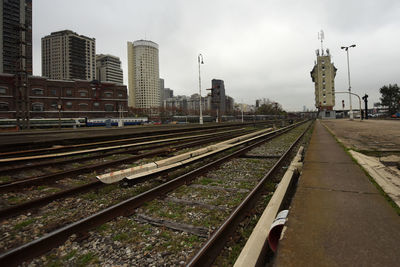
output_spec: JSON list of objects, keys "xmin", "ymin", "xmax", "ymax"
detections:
[
  {"xmin": 41, "ymin": 30, "xmax": 95, "ymax": 80},
  {"xmin": 96, "ymin": 54, "xmax": 123, "ymax": 84},
  {"xmin": 127, "ymin": 40, "xmax": 160, "ymax": 108},
  {"xmin": 0, "ymin": 0, "xmax": 32, "ymax": 74}
]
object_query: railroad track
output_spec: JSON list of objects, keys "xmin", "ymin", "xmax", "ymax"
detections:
[
  {"xmin": 0, "ymin": 130, "xmax": 255, "ymax": 219},
  {"xmin": 0, "ymin": 121, "xmax": 274, "ymax": 154},
  {"xmin": 0, "ymin": 120, "xmax": 312, "ymax": 266},
  {"xmin": 0, "ymin": 125, "xmax": 255, "ymax": 163},
  {"xmin": 0, "ymin": 127, "xmax": 249, "ymax": 185},
  {"xmin": 0, "ymin": 127, "xmax": 260, "ymax": 216}
]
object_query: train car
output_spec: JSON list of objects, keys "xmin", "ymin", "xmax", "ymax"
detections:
[
  {"xmin": 86, "ymin": 117, "xmax": 148, "ymax": 127},
  {"xmin": 0, "ymin": 118, "xmax": 86, "ymax": 128},
  {"xmin": 221, "ymin": 115, "xmax": 235, "ymax": 122},
  {"xmin": 172, "ymin": 115, "xmax": 215, "ymax": 123}
]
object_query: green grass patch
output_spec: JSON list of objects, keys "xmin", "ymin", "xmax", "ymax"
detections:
[
  {"xmin": 63, "ymin": 249, "xmax": 78, "ymax": 261},
  {"xmin": 0, "ymin": 175, "xmax": 11, "ymax": 183},
  {"xmin": 97, "ymin": 224, "xmax": 110, "ymax": 232},
  {"xmin": 81, "ymin": 191, "xmax": 98, "ymax": 201},
  {"xmin": 76, "ymin": 252, "xmax": 99, "ymax": 266},
  {"xmin": 199, "ymin": 177, "xmax": 214, "ymax": 185},
  {"xmin": 14, "ymin": 218, "xmax": 35, "ymax": 230},
  {"xmin": 7, "ymin": 196, "xmax": 23, "ymax": 204},
  {"xmin": 113, "ymin": 232, "xmax": 129, "ymax": 241}
]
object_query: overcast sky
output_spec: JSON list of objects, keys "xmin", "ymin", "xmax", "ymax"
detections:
[{"xmin": 33, "ymin": 0, "xmax": 400, "ymax": 111}]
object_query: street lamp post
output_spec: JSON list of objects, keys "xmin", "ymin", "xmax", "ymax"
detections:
[
  {"xmin": 57, "ymin": 103, "xmax": 62, "ymax": 129},
  {"xmin": 341, "ymin": 44, "xmax": 356, "ymax": 120},
  {"xmin": 198, "ymin": 54, "xmax": 204, "ymax": 125}
]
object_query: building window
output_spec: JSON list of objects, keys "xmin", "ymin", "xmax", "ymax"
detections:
[
  {"xmin": 79, "ymin": 103, "xmax": 89, "ymax": 110},
  {"xmin": 32, "ymin": 88, "xmax": 44, "ymax": 95},
  {"xmin": 105, "ymin": 104, "xmax": 114, "ymax": 111},
  {"xmin": 117, "ymin": 91, "xmax": 124, "ymax": 97},
  {"xmin": 0, "ymin": 102, "xmax": 9, "ymax": 111},
  {"xmin": 66, "ymin": 89, "xmax": 72, "ymax": 96},
  {"xmin": 0, "ymin": 87, "xmax": 7, "ymax": 94},
  {"xmin": 105, "ymin": 91, "xmax": 113, "ymax": 98},
  {"xmin": 50, "ymin": 102, "xmax": 58, "ymax": 110},
  {"xmin": 79, "ymin": 90, "xmax": 88, "ymax": 97},
  {"xmin": 93, "ymin": 102, "xmax": 100, "ymax": 107},
  {"xmin": 32, "ymin": 103, "xmax": 44, "ymax": 111},
  {"xmin": 66, "ymin": 102, "xmax": 73, "ymax": 108},
  {"xmin": 50, "ymin": 89, "xmax": 57, "ymax": 96}
]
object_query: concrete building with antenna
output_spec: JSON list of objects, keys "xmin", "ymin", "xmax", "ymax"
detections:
[
  {"xmin": 127, "ymin": 40, "xmax": 160, "ymax": 109},
  {"xmin": 310, "ymin": 30, "xmax": 337, "ymax": 119}
]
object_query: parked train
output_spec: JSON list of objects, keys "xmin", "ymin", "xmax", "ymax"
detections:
[
  {"xmin": 0, "ymin": 117, "xmax": 148, "ymax": 129},
  {"xmin": 86, "ymin": 117, "xmax": 148, "ymax": 127},
  {"xmin": 171, "ymin": 114, "xmax": 286, "ymax": 123}
]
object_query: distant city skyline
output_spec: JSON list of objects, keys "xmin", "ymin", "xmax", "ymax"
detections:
[{"xmin": 31, "ymin": 0, "xmax": 400, "ymax": 111}]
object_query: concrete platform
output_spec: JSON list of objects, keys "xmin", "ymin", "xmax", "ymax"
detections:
[{"xmin": 274, "ymin": 120, "xmax": 400, "ymax": 267}]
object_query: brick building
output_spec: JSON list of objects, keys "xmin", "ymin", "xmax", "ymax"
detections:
[{"xmin": 0, "ymin": 74, "xmax": 128, "ymax": 119}]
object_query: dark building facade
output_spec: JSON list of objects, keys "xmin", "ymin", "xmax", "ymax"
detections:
[
  {"xmin": 211, "ymin": 79, "xmax": 226, "ymax": 115},
  {"xmin": 0, "ymin": 74, "xmax": 128, "ymax": 119},
  {"xmin": 0, "ymin": 0, "xmax": 32, "ymax": 75}
]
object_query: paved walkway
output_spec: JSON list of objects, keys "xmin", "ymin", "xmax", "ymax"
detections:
[{"xmin": 274, "ymin": 120, "xmax": 400, "ymax": 267}]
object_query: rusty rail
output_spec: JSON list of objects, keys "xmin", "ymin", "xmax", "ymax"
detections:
[
  {"xmin": 187, "ymin": 121, "xmax": 312, "ymax": 266},
  {"xmin": 0, "ymin": 121, "xmax": 305, "ymax": 266},
  {"xmin": 0, "ymin": 131, "xmax": 248, "ymax": 218}
]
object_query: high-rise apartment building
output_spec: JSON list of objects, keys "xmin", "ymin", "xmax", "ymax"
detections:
[
  {"xmin": 127, "ymin": 40, "xmax": 160, "ymax": 108},
  {"xmin": 96, "ymin": 54, "xmax": 123, "ymax": 84},
  {"xmin": 41, "ymin": 30, "xmax": 95, "ymax": 80},
  {"xmin": 0, "ymin": 0, "xmax": 32, "ymax": 74},
  {"xmin": 310, "ymin": 48, "xmax": 337, "ymax": 113}
]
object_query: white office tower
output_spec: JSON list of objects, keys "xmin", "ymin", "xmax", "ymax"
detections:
[
  {"xmin": 96, "ymin": 54, "xmax": 123, "ymax": 84},
  {"xmin": 127, "ymin": 40, "xmax": 160, "ymax": 108}
]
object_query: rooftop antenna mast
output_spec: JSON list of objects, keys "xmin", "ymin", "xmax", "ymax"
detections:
[{"xmin": 318, "ymin": 30, "xmax": 325, "ymax": 55}]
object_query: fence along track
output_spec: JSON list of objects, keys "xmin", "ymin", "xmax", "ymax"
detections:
[{"xmin": 0, "ymin": 121, "xmax": 306, "ymax": 266}]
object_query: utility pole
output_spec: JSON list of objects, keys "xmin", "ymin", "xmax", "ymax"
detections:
[
  {"xmin": 341, "ymin": 44, "xmax": 356, "ymax": 120},
  {"xmin": 15, "ymin": 22, "xmax": 30, "ymax": 130},
  {"xmin": 198, "ymin": 54, "xmax": 204, "ymax": 125},
  {"xmin": 362, "ymin": 94, "xmax": 369, "ymax": 120}
]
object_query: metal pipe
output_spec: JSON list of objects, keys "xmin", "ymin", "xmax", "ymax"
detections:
[{"xmin": 336, "ymin": 91, "xmax": 362, "ymax": 121}]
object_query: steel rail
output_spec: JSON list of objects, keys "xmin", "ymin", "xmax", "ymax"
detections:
[
  {"xmin": 0, "ymin": 128, "xmax": 250, "ymax": 164},
  {"xmin": 0, "ymin": 121, "xmax": 272, "ymax": 155},
  {"xmin": 0, "ymin": 131, "xmax": 250, "ymax": 219},
  {"xmin": 0, "ymin": 130, "xmax": 247, "ymax": 192},
  {"xmin": 0, "ymin": 126, "xmax": 241, "ymax": 158},
  {"xmin": 0, "ymin": 121, "xmax": 305, "ymax": 266},
  {"xmin": 0, "ymin": 128, "xmax": 248, "ymax": 174},
  {"xmin": 187, "ymin": 121, "xmax": 312, "ymax": 267}
]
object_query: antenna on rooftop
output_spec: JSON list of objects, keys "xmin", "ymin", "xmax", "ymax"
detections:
[{"xmin": 318, "ymin": 30, "xmax": 324, "ymax": 55}]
